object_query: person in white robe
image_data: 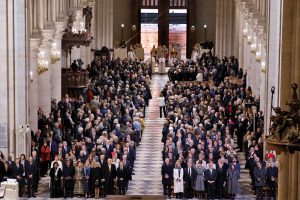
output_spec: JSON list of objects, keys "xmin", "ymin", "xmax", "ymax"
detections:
[
  {"xmin": 128, "ymin": 46, "xmax": 136, "ymax": 62},
  {"xmin": 173, "ymin": 161, "xmax": 184, "ymax": 198}
]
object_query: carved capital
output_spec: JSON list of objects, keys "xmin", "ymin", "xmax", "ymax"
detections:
[
  {"xmin": 40, "ymin": 29, "xmax": 55, "ymax": 48},
  {"xmin": 54, "ymin": 21, "xmax": 67, "ymax": 39},
  {"xmin": 30, "ymin": 38, "xmax": 41, "ymax": 57}
]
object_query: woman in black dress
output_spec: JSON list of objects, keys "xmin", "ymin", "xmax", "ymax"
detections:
[
  {"xmin": 50, "ymin": 162, "xmax": 62, "ymax": 198},
  {"xmin": 92, "ymin": 162, "xmax": 103, "ymax": 199}
]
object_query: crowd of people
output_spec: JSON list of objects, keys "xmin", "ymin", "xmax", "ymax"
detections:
[
  {"xmin": 0, "ymin": 58, "xmax": 153, "ymax": 198},
  {"xmin": 0, "ymin": 52, "xmax": 279, "ymax": 199},
  {"xmin": 168, "ymin": 54, "xmax": 243, "ymax": 84},
  {"xmin": 160, "ymin": 52, "xmax": 278, "ymax": 199}
]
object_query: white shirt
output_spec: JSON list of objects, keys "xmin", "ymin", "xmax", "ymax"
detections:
[{"xmin": 158, "ymin": 96, "xmax": 165, "ymax": 107}]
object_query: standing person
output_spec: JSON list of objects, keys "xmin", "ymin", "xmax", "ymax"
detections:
[
  {"xmin": 32, "ymin": 150, "xmax": 40, "ymax": 193},
  {"xmin": 205, "ymin": 161, "xmax": 217, "ymax": 200},
  {"xmin": 83, "ymin": 162, "xmax": 91, "ymax": 198},
  {"xmin": 216, "ymin": 160, "xmax": 227, "ymax": 199},
  {"xmin": 92, "ymin": 162, "xmax": 102, "ymax": 199},
  {"xmin": 50, "ymin": 162, "xmax": 62, "ymax": 198},
  {"xmin": 63, "ymin": 159, "xmax": 75, "ymax": 198},
  {"xmin": 116, "ymin": 160, "xmax": 127, "ymax": 195},
  {"xmin": 227, "ymin": 163, "xmax": 240, "ymax": 199},
  {"xmin": 73, "ymin": 161, "xmax": 84, "ymax": 197},
  {"xmin": 173, "ymin": 161, "xmax": 184, "ymax": 199},
  {"xmin": 158, "ymin": 93, "xmax": 166, "ymax": 118},
  {"xmin": 25, "ymin": 156, "xmax": 37, "ymax": 198},
  {"xmin": 12, "ymin": 158, "xmax": 25, "ymax": 197},
  {"xmin": 40, "ymin": 141, "xmax": 51, "ymax": 177},
  {"xmin": 266, "ymin": 159, "xmax": 278, "ymax": 200},
  {"xmin": 184, "ymin": 161, "xmax": 196, "ymax": 199},
  {"xmin": 194, "ymin": 160, "xmax": 206, "ymax": 199},
  {"xmin": 104, "ymin": 158, "xmax": 117, "ymax": 196},
  {"xmin": 161, "ymin": 158, "xmax": 173, "ymax": 198},
  {"xmin": 254, "ymin": 161, "xmax": 266, "ymax": 200}
]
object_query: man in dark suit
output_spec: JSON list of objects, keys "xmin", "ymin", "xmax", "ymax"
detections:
[
  {"xmin": 25, "ymin": 156, "xmax": 37, "ymax": 198},
  {"xmin": 266, "ymin": 160, "xmax": 278, "ymax": 200},
  {"xmin": 161, "ymin": 158, "xmax": 173, "ymax": 198},
  {"xmin": 104, "ymin": 158, "xmax": 116, "ymax": 196},
  {"xmin": 205, "ymin": 161, "xmax": 217, "ymax": 200},
  {"xmin": 216, "ymin": 161, "xmax": 227, "ymax": 199},
  {"xmin": 12, "ymin": 158, "xmax": 25, "ymax": 197},
  {"xmin": 122, "ymin": 154, "xmax": 132, "ymax": 189},
  {"xmin": 48, "ymin": 136, "xmax": 58, "ymax": 161},
  {"xmin": 116, "ymin": 160, "xmax": 128, "ymax": 195},
  {"xmin": 184, "ymin": 161, "xmax": 196, "ymax": 199},
  {"xmin": 32, "ymin": 150, "xmax": 40, "ymax": 192},
  {"xmin": 63, "ymin": 159, "xmax": 75, "ymax": 198},
  {"xmin": 126, "ymin": 142, "xmax": 136, "ymax": 166},
  {"xmin": 62, "ymin": 141, "xmax": 70, "ymax": 159},
  {"xmin": 254, "ymin": 161, "xmax": 266, "ymax": 200}
]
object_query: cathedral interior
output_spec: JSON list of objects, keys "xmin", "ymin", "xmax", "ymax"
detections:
[{"xmin": 0, "ymin": 0, "xmax": 300, "ymax": 199}]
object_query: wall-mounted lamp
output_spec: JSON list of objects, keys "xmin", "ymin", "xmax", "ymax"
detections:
[
  {"xmin": 250, "ymin": 35, "xmax": 257, "ymax": 53},
  {"xmin": 51, "ymin": 42, "xmax": 61, "ymax": 64},
  {"xmin": 243, "ymin": 22, "xmax": 248, "ymax": 37},
  {"xmin": 37, "ymin": 51, "xmax": 49, "ymax": 75},
  {"xmin": 255, "ymin": 44, "xmax": 262, "ymax": 61},
  {"xmin": 30, "ymin": 71, "xmax": 33, "ymax": 82},
  {"xmin": 261, "ymin": 61, "xmax": 266, "ymax": 73},
  {"xmin": 191, "ymin": 25, "xmax": 195, "ymax": 32}
]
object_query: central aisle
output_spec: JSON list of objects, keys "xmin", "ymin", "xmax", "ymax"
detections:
[{"xmin": 126, "ymin": 74, "xmax": 169, "ymax": 195}]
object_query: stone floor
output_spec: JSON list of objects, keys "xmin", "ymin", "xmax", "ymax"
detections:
[{"xmin": 25, "ymin": 74, "xmax": 256, "ymax": 199}]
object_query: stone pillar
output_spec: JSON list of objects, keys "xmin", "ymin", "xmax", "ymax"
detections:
[
  {"xmin": 89, "ymin": 0, "xmax": 96, "ymax": 47},
  {"xmin": 51, "ymin": 21, "xmax": 66, "ymax": 101},
  {"xmin": 39, "ymin": 29, "xmax": 54, "ymax": 116},
  {"xmin": 29, "ymin": 38, "xmax": 41, "ymax": 131},
  {"xmin": 96, "ymin": 0, "xmax": 114, "ymax": 48},
  {"xmin": 215, "ymin": 0, "xmax": 221, "ymax": 56}
]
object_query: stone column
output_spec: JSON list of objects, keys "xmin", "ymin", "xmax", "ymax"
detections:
[
  {"xmin": 51, "ymin": 21, "xmax": 66, "ymax": 101},
  {"xmin": 89, "ymin": 0, "xmax": 96, "ymax": 47},
  {"xmin": 39, "ymin": 29, "xmax": 54, "ymax": 116},
  {"xmin": 96, "ymin": 0, "xmax": 114, "ymax": 48},
  {"xmin": 215, "ymin": 0, "xmax": 221, "ymax": 56},
  {"xmin": 29, "ymin": 38, "xmax": 41, "ymax": 131}
]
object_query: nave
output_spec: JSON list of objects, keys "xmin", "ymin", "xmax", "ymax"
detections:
[{"xmin": 30, "ymin": 75, "xmax": 255, "ymax": 200}]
